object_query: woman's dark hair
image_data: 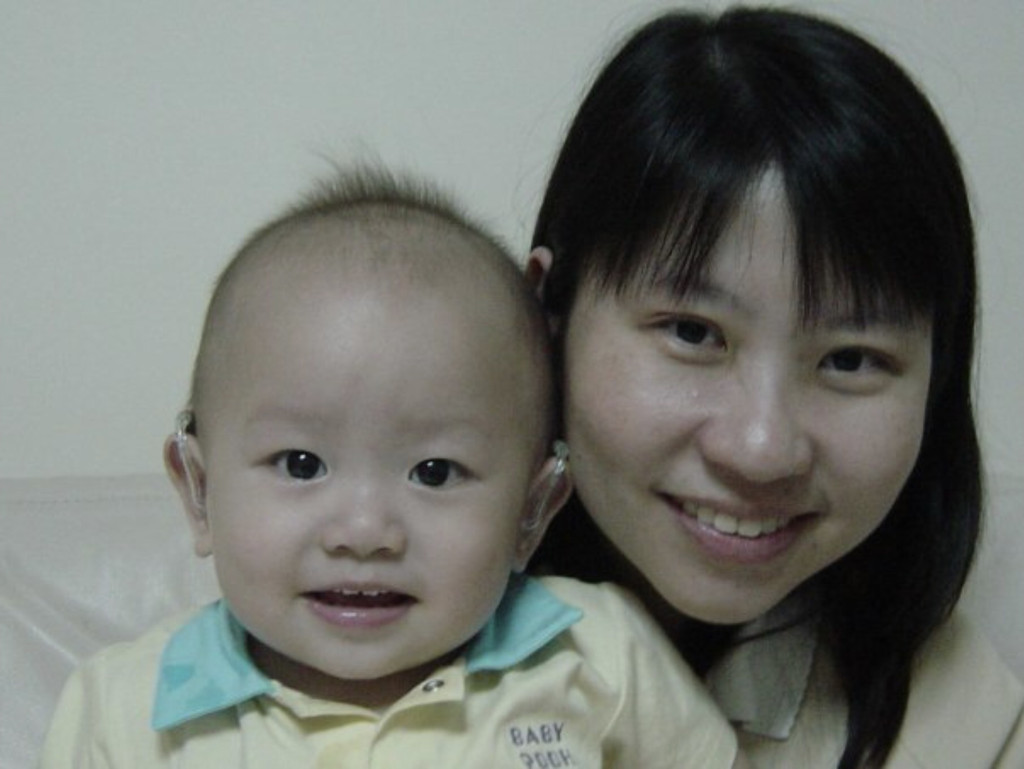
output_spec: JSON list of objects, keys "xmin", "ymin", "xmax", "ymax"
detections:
[{"xmin": 531, "ymin": 7, "xmax": 980, "ymax": 767}]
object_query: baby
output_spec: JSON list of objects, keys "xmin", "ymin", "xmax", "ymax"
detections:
[{"xmin": 40, "ymin": 168, "xmax": 740, "ymax": 768}]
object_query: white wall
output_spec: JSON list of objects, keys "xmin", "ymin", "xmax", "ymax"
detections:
[{"xmin": 2, "ymin": 1, "xmax": 1021, "ymax": 480}]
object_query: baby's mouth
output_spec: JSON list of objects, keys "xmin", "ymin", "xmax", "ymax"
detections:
[{"xmin": 307, "ymin": 588, "xmax": 413, "ymax": 609}]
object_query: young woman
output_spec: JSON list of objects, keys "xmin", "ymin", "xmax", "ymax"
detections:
[{"xmin": 529, "ymin": 7, "xmax": 1023, "ymax": 768}]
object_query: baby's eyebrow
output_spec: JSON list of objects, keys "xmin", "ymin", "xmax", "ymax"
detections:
[{"xmin": 244, "ymin": 407, "xmax": 321, "ymax": 428}]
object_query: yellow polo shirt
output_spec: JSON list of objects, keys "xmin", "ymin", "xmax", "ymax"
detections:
[{"xmin": 40, "ymin": 576, "xmax": 737, "ymax": 768}]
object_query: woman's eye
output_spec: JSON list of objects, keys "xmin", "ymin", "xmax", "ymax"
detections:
[
  {"xmin": 274, "ymin": 450, "xmax": 326, "ymax": 481},
  {"xmin": 821, "ymin": 347, "xmax": 891, "ymax": 374},
  {"xmin": 661, "ymin": 316, "xmax": 725, "ymax": 352},
  {"xmin": 409, "ymin": 458, "xmax": 466, "ymax": 488}
]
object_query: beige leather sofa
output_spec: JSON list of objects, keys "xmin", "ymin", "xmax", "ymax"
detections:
[{"xmin": 3, "ymin": 472, "xmax": 1022, "ymax": 767}]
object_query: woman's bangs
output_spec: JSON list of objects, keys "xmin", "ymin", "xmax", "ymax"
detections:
[
  {"xmin": 596, "ymin": 154, "xmax": 769, "ymax": 299},
  {"xmin": 792, "ymin": 206, "xmax": 936, "ymax": 330}
]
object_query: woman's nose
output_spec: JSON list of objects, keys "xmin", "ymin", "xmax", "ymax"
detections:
[
  {"xmin": 319, "ymin": 486, "xmax": 406, "ymax": 558},
  {"xmin": 699, "ymin": 374, "xmax": 813, "ymax": 485}
]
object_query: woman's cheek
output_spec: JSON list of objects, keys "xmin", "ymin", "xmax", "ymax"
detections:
[{"xmin": 843, "ymin": 403, "xmax": 926, "ymax": 513}]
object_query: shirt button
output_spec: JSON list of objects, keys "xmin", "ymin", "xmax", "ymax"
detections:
[{"xmin": 421, "ymin": 679, "xmax": 445, "ymax": 693}]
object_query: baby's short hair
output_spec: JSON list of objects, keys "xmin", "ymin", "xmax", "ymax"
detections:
[
  {"xmin": 267, "ymin": 166, "xmax": 509, "ymax": 254},
  {"xmin": 186, "ymin": 165, "xmax": 551, "ymax": 442}
]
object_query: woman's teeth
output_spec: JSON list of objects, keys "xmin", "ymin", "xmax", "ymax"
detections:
[{"xmin": 684, "ymin": 502, "xmax": 786, "ymax": 538}]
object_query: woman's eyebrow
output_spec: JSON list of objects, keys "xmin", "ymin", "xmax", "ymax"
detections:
[
  {"xmin": 647, "ymin": 275, "xmax": 925, "ymax": 332},
  {"xmin": 645, "ymin": 274, "xmax": 751, "ymax": 315},
  {"xmin": 646, "ymin": 272, "xmax": 727, "ymax": 301},
  {"xmin": 809, "ymin": 304, "xmax": 925, "ymax": 332}
]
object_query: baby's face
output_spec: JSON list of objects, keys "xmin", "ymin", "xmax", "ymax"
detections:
[{"xmin": 192, "ymin": 229, "xmax": 548, "ymax": 704}]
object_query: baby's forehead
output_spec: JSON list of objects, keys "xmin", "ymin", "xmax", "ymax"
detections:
[
  {"xmin": 212, "ymin": 216, "xmax": 542, "ymax": 374},
  {"xmin": 211, "ymin": 213, "xmax": 534, "ymax": 357},
  {"xmin": 192, "ymin": 199, "xmax": 550, "ymax": 433}
]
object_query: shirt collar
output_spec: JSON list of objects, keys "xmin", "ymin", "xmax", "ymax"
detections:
[
  {"xmin": 704, "ymin": 592, "xmax": 820, "ymax": 740},
  {"xmin": 465, "ymin": 573, "xmax": 582, "ymax": 673},
  {"xmin": 151, "ymin": 600, "xmax": 272, "ymax": 730},
  {"xmin": 152, "ymin": 575, "xmax": 581, "ymax": 730}
]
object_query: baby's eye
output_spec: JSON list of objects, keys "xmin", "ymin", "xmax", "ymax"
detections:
[
  {"xmin": 274, "ymin": 450, "xmax": 326, "ymax": 481},
  {"xmin": 409, "ymin": 458, "xmax": 467, "ymax": 488}
]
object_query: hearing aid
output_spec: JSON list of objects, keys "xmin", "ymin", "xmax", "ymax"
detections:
[
  {"xmin": 524, "ymin": 440, "xmax": 570, "ymax": 531},
  {"xmin": 174, "ymin": 409, "xmax": 205, "ymax": 515}
]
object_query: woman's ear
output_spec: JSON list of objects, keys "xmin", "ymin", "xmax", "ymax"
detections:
[
  {"xmin": 163, "ymin": 433, "xmax": 212, "ymax": 558},
  {"xmin": 513, "ymin": 441, "xmax": 573, "ymax": 572},
  {"xmin": 525, "ymin": 246, "xmax": 554, "ymax": 300}
]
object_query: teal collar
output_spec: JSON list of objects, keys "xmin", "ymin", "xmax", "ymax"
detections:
[{"xmin": 152, "ymin": 575, "xmax": 582, "ymax": 730}]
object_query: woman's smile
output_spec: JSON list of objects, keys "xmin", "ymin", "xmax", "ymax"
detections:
[
  {"xmin": 675, "ymin": 498, "xmax": 796, "ymax": 539},
  {"xmin": 662, "ymin": 493, "xmax": 816, "ymax": 565}
]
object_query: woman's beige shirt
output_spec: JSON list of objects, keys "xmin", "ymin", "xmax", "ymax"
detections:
[{"xmin": 709, "ymin": 612, "xmax": 1024, "ymax": 768}]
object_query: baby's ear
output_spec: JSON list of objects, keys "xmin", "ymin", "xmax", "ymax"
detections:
[
  {"xmin": 513, "ymin": 442, "xmax": 573, "ymax": 572},
  {"xmin": 163, "ymin": 434, "xmax": 212, "ymax": 557}
]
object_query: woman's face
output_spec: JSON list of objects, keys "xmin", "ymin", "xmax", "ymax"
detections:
[{"xmin": 560, "ymin": 182, "xmax": 933, "ymax": 624}]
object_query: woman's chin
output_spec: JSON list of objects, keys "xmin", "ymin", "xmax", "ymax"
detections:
[{"xmin": 654, "ymin": 576, "xmax": 795, "ymax": 627}]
